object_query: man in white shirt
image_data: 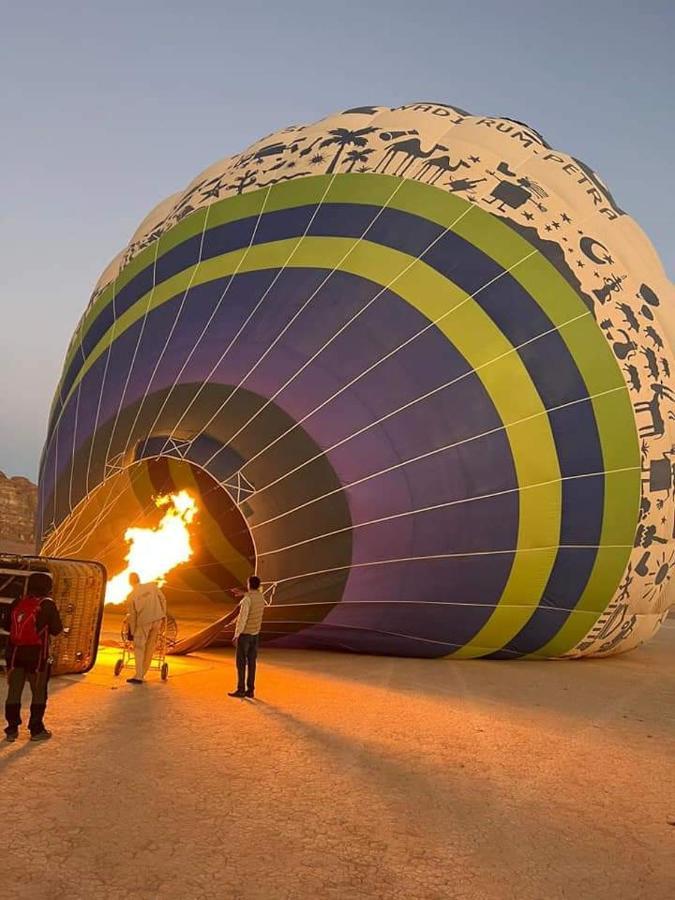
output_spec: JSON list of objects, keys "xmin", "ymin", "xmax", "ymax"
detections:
[
  {"xmin": 228, "ymin": 576, "xmax": 265, "ymax": 700},
  {"xmin": 125, "ymin": 572, "xmax": 167, "ymax": 684}
]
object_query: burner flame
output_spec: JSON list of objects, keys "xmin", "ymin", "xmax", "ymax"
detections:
[{"xmin": 105, "ymin": 490, "xmax": 197, "ymax": 605}]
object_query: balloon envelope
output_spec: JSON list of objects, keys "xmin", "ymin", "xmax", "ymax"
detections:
[{"xmin": 39, "ymin": 102, "xmax": 675, "ymax": 658}]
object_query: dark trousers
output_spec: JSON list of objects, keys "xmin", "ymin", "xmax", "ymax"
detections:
[
  {"xmin": 236, "ymin": 634, "xmax": 259, "ymax": 693},
  {"xmin": 4, "ymin": 666, "xmax": 50, "ymax": 736}
]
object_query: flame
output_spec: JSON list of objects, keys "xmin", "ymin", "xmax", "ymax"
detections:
[{"xmin": 105, "ymin": 490, "xmax": 198, "ymax": 605}]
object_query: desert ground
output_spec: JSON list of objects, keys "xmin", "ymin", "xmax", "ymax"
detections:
[{"xmin": 2, "ymin": 622, "xmax": 674, "ymax": 900}]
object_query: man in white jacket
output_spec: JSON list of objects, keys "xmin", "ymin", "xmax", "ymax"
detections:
[
  {"xmin": 125, "ymin": 573, "xmax": 167, "ymax": 684},
  {"xmin": 228, "ymin": 575, "xmax": 265, "ymax": 700}
]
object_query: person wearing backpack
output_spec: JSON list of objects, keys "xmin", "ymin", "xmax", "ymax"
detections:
[{"xmin": 3, "ymin": 571, "xmax": 63, "ymax": 742}]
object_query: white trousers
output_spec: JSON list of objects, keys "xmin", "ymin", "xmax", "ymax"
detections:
[{"xmin": 133, "ymin": 620, "xmax": 162, "ymax": 680}]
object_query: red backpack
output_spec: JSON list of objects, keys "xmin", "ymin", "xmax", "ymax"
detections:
[{"xmin": 9, "ymin": 595, "xmax": 46, "ymax": 647}]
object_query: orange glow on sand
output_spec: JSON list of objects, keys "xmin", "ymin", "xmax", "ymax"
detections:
[{"xmin": 105, "ymin": 490, "xmax": 198, "ymax": 605}]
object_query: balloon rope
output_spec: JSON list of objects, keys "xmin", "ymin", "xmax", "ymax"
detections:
[
  {"xmin": 250, "ymin": 353, "xmax": 615, "ymax": 531},
  {"xmin": 198, "ymin": 138, "xmax": 546, "ymax": 475},
  {"xmin": 195, "ymin": 180, "xmax": 411, "ymax": 467},
  {"xmin": 196, "ymin": 181, "xmax": 418, "ymax": 469},
  {"xmin": 42, "ymin": 133, "xmax": 628, "ymax": 572},
  {"xmin": 171, "ymin": 547, "xmax": 631, "ymax": 587},
  {"xmin": 202, "ymin": 216, "xmax": 505, "ymax": 473},
  {"xmin": 157, "ymin": 171, "xmax": 389, "ymax": 460},
  {"xmin": 45, "ymin": 450, "xmax": 151, "ymax": 557},
  {"xmin": 45, "ymin": 286, "xmax": 574, "ymax": 552},
  {"xmin": 66, "ymin": 382, "xmax": 82, "ymax": 513},
  {"xmin": 38, "ymin": 131, "xmax": 543, "ymax": 527},
  {"xmin": 204, "ymin": 618, "xmax": 523, "ymax": 656},
  {"xmin": 41, "ymin": 187, "xmax": 266, "ymax": 540},
  {"xmin": 269, "ymin": 550, "xmax": 632, "ymax": 591},
  {"xmin": 83, "ymin": 276, "xmax": 120, "ymax": 495},
  {"xmin": 42, "ymin": 373, "xmax": 626, "ymax": 558},
  {"xmin": 154, "ymin": 174, "xmax": 341, "ymax": 457},
  {"xmin": 101, "ymin": 238, "xmax": 161, "ymax": 475},
  {"xmin": 222, "ymin": 245, "xmax": 539, "ymax": 499},
  {"xmin": 256, "ymin": 466, "xmax": 638, "ymax": 559},
  {"xmin": 46, "ymin": 376, "xmax": 629, "ymax": 557},
  {"xmin": 46, "ymin": 204, "xmax": 210, "ymax": 554},
  {"xmin": 46, "ymin": 475, "xmax": 129, "ymax": 557},
  {"xmin": 137, "ymin": 186, "xmax": 273, "ymax": 460},
  {"xmin": 120, "ymin": 203, "xmax": 213, "ymax": 463}
]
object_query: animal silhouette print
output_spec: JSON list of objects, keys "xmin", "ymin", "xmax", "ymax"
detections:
[
  {"xmin": 642, "ymin": 347, "xmax": 661, "ymax": 380},
  {"xmin": 635, "ymin": 383, "xmax": 675, "ymax": 438},
  {"xmin": 415, "ymin": 154, "xmax": 471, "ymax": 184},
  {"xmin": 375, "ymin": 134, "xmax": 452, "ymax": 177}
]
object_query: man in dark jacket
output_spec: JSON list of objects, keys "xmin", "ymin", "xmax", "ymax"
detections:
[{"xmin": 3, "ymin": 571, "xmax": 63, "ymax": 742}]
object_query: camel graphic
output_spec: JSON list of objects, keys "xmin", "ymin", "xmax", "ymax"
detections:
[
  {"xmin": 375, "ymin": 135, "xmax": 452, "ymax": 177},
  {"xmin": 415, "ymin": 154, "xmax": 471, "ymax": 184},
  {"xmin": 636, "ymin": 383, "xmax": 675, "ymax": 438}
]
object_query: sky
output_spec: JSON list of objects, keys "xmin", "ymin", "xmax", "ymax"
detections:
[{"xmin": 1, "ymin": 0, "xmax": 673, "ymax": 480}]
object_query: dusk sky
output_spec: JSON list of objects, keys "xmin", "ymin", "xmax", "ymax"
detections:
[{"xmin": 2, "ymin": 0, "xmax": 673, "ymax": 480}]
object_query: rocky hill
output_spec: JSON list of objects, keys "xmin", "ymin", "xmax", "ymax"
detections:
[{"xmin": 0, "ymin": 471, "xmax": 37, "ymax": 553}]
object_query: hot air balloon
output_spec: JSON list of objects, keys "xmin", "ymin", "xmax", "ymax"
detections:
[{"xmin": 38, "ymin": 102, "xmax": 675, "ymax": 658}]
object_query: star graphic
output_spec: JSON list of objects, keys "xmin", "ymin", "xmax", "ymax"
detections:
[
  {"xmin": 552, "ymin": 221, "xmax": 560, "ymax": 229},
  {"xmin": 577, "ymin": 261, "xmax": 584, "ymax": 268},
  {"xmin": 593, "ymin": 271, "xmax": 600, "ymax": 278},
  {"xmin": 545, "ymin": 225, "xmax": 552, "ymax": 232},
  {"xmin": 561, "ymin": 213, "xmax": 571, "ymax": 223},
  {"xmin": 562, "ymin": 237, "xmax": 568, "ymax": 243},
  {"xmin": 469, "ymin": 155, "xmax": 480, "ymax": 163},
  {"xmin": 523, "ymin": 211, "xmax": 534, "ymax": 221}
]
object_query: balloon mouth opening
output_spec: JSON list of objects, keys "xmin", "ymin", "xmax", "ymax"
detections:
[{"xmin": 43, "ymin": 455, "xmax": 256, "ymax": 642}]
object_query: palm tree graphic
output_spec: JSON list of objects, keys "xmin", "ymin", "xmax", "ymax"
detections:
[
  {"xmin": 343, "ymin": 147, "xmax": 375, "ymax": 172},
  {"xmin": 320, "ymin": 127, "xmax": 376, "ymax": 174}
]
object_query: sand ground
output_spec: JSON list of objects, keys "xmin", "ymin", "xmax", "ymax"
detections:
[{"xmin": 2, "ymin": 623, "xmax": 674, "ymax": 900}]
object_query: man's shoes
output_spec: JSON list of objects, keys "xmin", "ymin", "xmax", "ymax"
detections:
[
  {"xmin": 245, "ymin": 690, "xmax": 255, "ymax": 700},
  {"xmin": 126, "ymin": 678, "xmax": 144, "ymax": 684},
  {"xmin": 30, "ymin": 730, "xmax": 52, "ymax": 742},
  {"xmin": 228, "ymin": 690, "xmax": 247, "ymax": 698},
  {"xmin": 5, "ymin": 729, "xmax": 18, "ymax": 743}
]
